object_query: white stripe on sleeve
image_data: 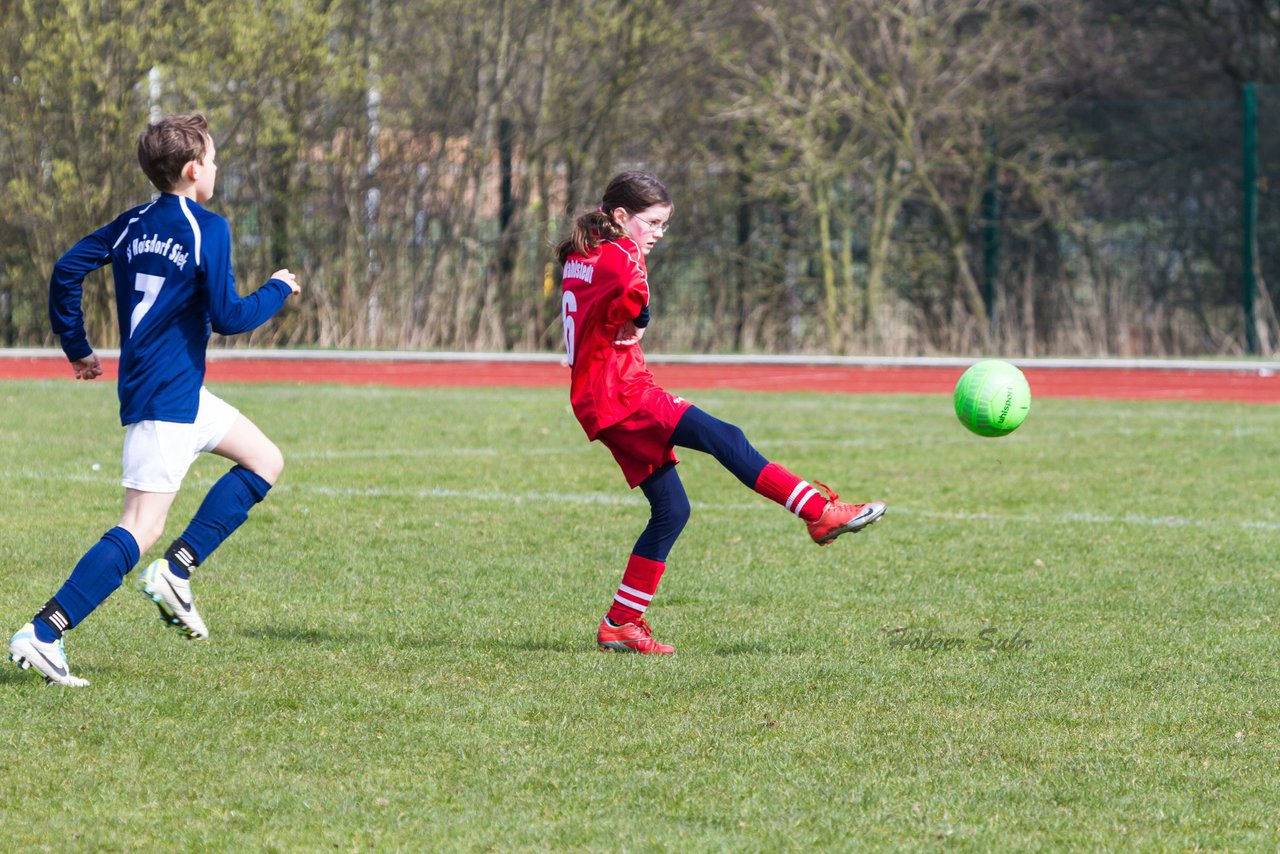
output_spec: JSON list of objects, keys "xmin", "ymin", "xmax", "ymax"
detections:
[{"xmin": 179, "ymin": 196, "xmax": 202, "ymax": 265}]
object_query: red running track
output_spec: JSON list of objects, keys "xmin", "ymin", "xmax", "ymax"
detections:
[{"xmin": 1, "ymin": 355, "xmax": 1278, "ymax": 404}]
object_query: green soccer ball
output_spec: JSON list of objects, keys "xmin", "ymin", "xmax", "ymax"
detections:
[{"xmin": 953, "ymin": 360, "xmax": 1031, "ymax": 437}]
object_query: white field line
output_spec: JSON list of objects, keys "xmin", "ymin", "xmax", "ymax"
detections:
[
  {"xmin": 286, "ymin": 485, "xmax": 1280, "ymax": 531},
  {"xmin": 7, "ymin": 470, "xmax": 1279, "ymax": 531},
  {"xmin": 285, "ymin": 439, "xmax": 889, "ymax": 460},
  {"xmin": 289, "ymin": 446, "xmax": 585, "ymax": 460}
]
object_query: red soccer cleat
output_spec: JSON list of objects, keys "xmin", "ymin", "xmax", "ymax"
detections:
[
  {"xmin": 806, "ymin": 482, "xmax": 886, "ymax": 546},
  {"xmin": 597, "ymin": 617, "xmax": 675, "ymax": 654}
]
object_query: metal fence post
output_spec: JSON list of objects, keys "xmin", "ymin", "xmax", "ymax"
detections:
[{"xmin": 1243, "ymin": 82, "xmax": 1259, "ymax": 355}]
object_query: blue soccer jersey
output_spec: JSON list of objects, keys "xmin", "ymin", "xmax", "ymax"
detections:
[{"xmin": 49, "ymin": 193, "xmax": 291, "ymax": 425}]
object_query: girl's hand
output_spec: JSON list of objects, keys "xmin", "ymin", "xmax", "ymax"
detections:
[{"xmin": 613, "ymin": 320, "xmax": 645, "ymax": 347}]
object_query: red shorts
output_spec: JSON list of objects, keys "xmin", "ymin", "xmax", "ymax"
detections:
[{"xmin": 595, "ymin": 389, "xmax": 693, "ymax": 488}]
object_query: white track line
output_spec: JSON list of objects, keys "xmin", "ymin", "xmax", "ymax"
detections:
[{"xmin": 4, "ymin": 347, "xmax": 1279, "ymax": 373}]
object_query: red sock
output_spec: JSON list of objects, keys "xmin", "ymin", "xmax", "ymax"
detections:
[
  {"xmin": 606, "ymin": 554, "xmax": 666, "ymax": 625},
  {"xmin": 753, "ymin": 462, "xmax": 827, "ymax": 523}
]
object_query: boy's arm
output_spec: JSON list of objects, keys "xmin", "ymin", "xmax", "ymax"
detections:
[
  {"xmin": 49, "ymin": 222, "xmax": 117, "ymax": 365},
  {"xmin": 202, "ymin": 218, "xmax": 297, "ymax": 335}
]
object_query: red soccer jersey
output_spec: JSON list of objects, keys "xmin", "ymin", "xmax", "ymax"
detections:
[{"xmin": 561, "ymin": 237, "xmax": 658, "ymax": 438}]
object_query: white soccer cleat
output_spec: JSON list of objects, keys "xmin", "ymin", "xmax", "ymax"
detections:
[
  {"xmin": 9, "ymin": 622, "xmax": 90, "ymax": 687},
  {"xmin": 139, "ymin": 559, "xmax": 209, "ymax": 640}
]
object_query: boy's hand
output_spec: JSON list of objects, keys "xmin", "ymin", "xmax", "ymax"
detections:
[
  {"xmin": 613, "ymin": 320, "xmax": 645, "ymax": 347},
  {"xmin": 72, "ymin": 353, "xmax": 102, "ymax": 381},
  {"xmin": 272, "ymin": 269, "xmax": 301, "ymax": 295}
]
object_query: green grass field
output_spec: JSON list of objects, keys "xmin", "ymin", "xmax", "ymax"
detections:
[{"xmin": 2, "ymin": 379, "xmax": 1278, "ymax": 850}]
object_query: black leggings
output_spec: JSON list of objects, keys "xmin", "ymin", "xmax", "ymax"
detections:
[{"xmin": 632, "ymin": 407, "xmax": 769, "ymax": 561}]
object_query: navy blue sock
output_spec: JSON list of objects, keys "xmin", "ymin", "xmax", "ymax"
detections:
[
  {"xmin": 177, "ymin": 465, "xmax": 272, "ymax": 568},
  {"xmin": 47, "ymin": 527, "xmax": 141, "ymax": 630}
]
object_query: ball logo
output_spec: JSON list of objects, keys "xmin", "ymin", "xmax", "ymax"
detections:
[{"xmin": 997, "ymin": 388, "xmax": 1013, "ymax": 424}]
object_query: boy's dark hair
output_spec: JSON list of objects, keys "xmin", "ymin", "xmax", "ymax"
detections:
[
  {"xmin": 137, "ymin": 113, "xmax": 210, "ymax": 192},
  {"xmin": 556, "ymin": 172, "xmax": 672, "ymax": 264}
]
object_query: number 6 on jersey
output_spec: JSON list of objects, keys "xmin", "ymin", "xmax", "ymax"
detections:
[{"xmin": 561, "ymin": 290, "xmax": 577, "ymax": 366}]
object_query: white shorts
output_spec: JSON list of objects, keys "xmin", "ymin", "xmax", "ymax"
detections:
[{"xmin": 121, "ymin": 388, "xmax": 240, "ymax": 493}]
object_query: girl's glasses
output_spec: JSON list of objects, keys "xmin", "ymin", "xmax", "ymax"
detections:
[{"xmin": 634, "ymin": 215, "xmax": 670, "ymax": 235}]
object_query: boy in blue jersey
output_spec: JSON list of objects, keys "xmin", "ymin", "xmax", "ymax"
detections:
[{"xmin": 9, "ymin": 112, "xmax": 300, "ymax": 686}]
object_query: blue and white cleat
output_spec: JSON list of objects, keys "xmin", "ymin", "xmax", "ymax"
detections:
[
  {"xmin": 9, "ymin": 622, "xmax": 90, "ymax": 687},
  {"xmin": 139, "ymin": 559, "xmax": 208, "ymax": 640}
]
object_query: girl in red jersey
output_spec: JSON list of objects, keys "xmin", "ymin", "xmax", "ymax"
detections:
[{"xmin": 558, "ymin": 172, "xmax": 886, "ymax": 655}]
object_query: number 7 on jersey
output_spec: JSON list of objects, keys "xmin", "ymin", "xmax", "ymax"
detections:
[{"xmin": 130, "ymin": 272, "xmax": 165, "ymax": 336}]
